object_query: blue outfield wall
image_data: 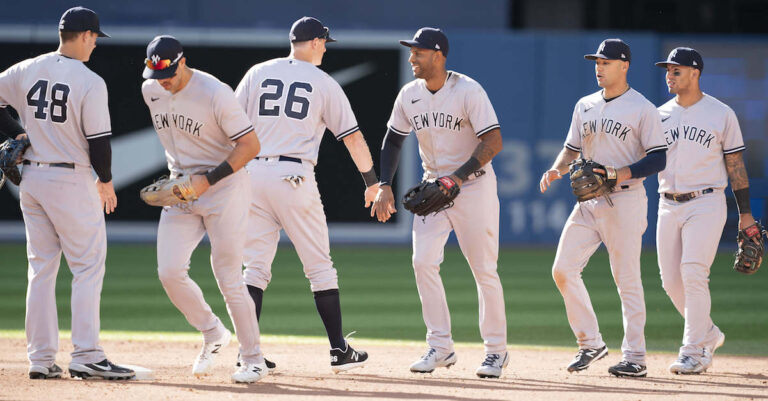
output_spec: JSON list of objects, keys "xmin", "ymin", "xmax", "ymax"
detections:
[{"xmin": 441, "ymin": 31, "xmax": 767, "ymax": 245}]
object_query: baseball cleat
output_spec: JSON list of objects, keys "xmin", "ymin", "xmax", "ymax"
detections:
[
  {"xmin": 330, "ymin": 343, "xmax": 368, "ymax": 373},
  {"xmin": 702, "ymin": 331, "xmax": 726, "ymax": 370},
  {"xmin": 567, "ymin": 345, "xmax": 608, "ymax": 372},
  {"xmin": 69, "ymin": 359, "xmax": 135, "ymax": 380},
  {"xmin": 231, "ymin": 361, "xmax": 268, "ymax": 383},
  {"xmin": 669, "ymin": 355, "xmax": 706, "ymax": 375},
  {"xmin": 410, "ymin": 348, "xmax": 458, "ymax": 373},
  {"xmin": 608, "ymin": 360, "xmax": 647, "ymax": 377},
  {"xmin": 475, "ymin": 352, "xmax": 509, "ymax": 379},
  {"xmin": 193, "ymin": 329, "xmax": 232, "ymax": 376},
  {"xmin": 29, "ymin": 363, "xmax": 62, "ymax": 380},
  {"xmin": 236, "ymin": 353, "xmax": 276, "ymax": 371}
]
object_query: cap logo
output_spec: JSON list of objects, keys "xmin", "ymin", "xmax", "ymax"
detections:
[
  {"xmin": 670, "ymin": 48, "xmax": 678, "ymax": 60},
  {"xmin": 435, "ymin": 44, "xmax": 440, "ymax": 50},
  {"xmin": 621, "ymin": 53, "xmax": 626, "ymax": 59},
  {"xmin": 150, "ymin": 54, "xmax": 161, "ymax": 64},
  {"xmin": 693, "ymin": 60, "xmax": 697, "ymax": 65},
  {"xmin": 598, "ymin": 42, "xmax": 606, "ymax": 53}
]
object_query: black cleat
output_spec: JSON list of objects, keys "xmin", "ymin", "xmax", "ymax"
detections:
[
  {"xmin": 567, "ymin": 345, "xmax": 608, "ymax": 372},
  {"xmin": 608, "ymin": 360, "xmax": 647, "ymax": 377},
  {"xmin": 69, "ymin": 359, "xmax": 135, "ymax": 380},
  {"xmin": 330, "ymin": 344, "xmax": 368, "ymax": 373},
  {"xmin": 236, "ymin": 353, "xmax": 276, "ymax": 371},
  {"xmin": 29, "ymin": 363, "xmax": 62, "ymax": 379}
]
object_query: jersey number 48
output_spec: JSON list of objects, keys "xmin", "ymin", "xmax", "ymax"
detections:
[{"xmin": 26, "ymin": 79, "xmax": 71, "ymax": 124}]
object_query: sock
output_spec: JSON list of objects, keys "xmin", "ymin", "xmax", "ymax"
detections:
[
  {"xmin": 313, "ymin": 288, "xmax": 345, "ymax": 349},
  {"xmin": 247, "ymin": 285, "xmax": 264, "ymax": 321}
]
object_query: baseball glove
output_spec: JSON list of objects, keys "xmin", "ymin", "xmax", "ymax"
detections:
[
  {"xmin": 734, "ymin": 222, "xmax": 766, "ymax": 275},
  {"xmin": 569, "ymin": 158, "xmax": 617, "ymax": 202},
  {"xmin": 0, "ymin": 137, "xmax": 30, "ymax": 187},
  {"xmin": 402, "ymin": 176, "xmax": 460, "ymax": 216},
  {"xmin": 140, "ymin": 175, "xmax": 199, "ymax": 207}
]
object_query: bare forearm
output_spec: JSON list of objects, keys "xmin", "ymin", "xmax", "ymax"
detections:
[
  {"xmin": 471, "ymin": 128, "xmax": 503, "ymax": 166},
  {"xmin": 551, "ymin": 147, "xmax": 580, "ymax": 175},
  {"xmin": 228, "ymin": 131, "xmax": 260, "ymax": 171},
  {"xmin": 725, "ymin": 151, "xmax": 750, "ymax": 190},
  {"xmin": 343, "ymin": 131, "xmax": 374, "ymax": 172}
]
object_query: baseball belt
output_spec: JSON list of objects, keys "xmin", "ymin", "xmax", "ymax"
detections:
[{"xmin": 664, "ymin": 188, "xmax": 714, "ymax": 203}]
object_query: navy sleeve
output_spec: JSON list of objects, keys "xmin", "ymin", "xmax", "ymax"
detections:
[
  {"xmin": 628, "ymin": 149, "xmax": 666, "ymax": 179},
  {"xmin": 379, "ymin": 128, "xmax": 406, "ymax": 186}
]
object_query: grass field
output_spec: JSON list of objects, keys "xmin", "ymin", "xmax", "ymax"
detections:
[{"xmin": 0, "ymin": 243, "xmax": 766, "ymax": 355}]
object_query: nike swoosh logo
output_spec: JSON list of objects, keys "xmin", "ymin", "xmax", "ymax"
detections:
[
  {"xmin": 92, "ymin": 362, "xmax": 112, "ymax": 371},
  {"xmin": 212, "ymin": 344, "xmax": 222, "ymax": 354},
  {"xmin": 330, "ymin": 62, "xmax": 377, "ymax": 87},
  {"xmin": 411, "ymin": 99, "xmax": 421, "ymax": 104},
  {"xmin": 661, "ymin": 116, "xmax": 671, "ymax": 122},
  {"xmin": 585, "ymin": 106, "xmax": 593, "ymax": 112},
  {"xmin": 151, "ymin": 97, "xmax": 160, "ymax": 102}
]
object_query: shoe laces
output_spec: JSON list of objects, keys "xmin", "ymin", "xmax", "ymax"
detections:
[
  {"xmin": 421, "ymin": 348, "xmax": 437, "ymax": 360},
  {"xmin": 481, "ymin": 354, "xmax": 500, "ymax": 367}
]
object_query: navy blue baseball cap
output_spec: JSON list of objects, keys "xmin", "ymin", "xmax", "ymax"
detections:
[
  {"xmin": 143, "ymin": 36, "xmax": 184, "ymax": 79},
  {"xmin": 59, "ymin": 6, "xmax": 109, "ymax": 37},
  {"xmin": 656, "ymin": 47, "xmax": 703, "ymax": 72},
  {"xmin": 400, "ymin": 27, "xmax": 449, "ymax": 56},
  {"xmin": 290, "ymin": 17, "xmax": 336, "ymax": 43},
  {"xmin": 584, "ymin": 39, "xmax": 631, "ymax": 62}
]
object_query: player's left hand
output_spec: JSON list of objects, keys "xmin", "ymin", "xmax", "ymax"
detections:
[
  {"xmin": 739, "ymin": 214, "xmax": 759, "ymax": 243},
  {"xmin": 191, "ymin": 174, "xmax": 211, "ymax": 196},
  {"xmin": 364, "ymin": 183, "xmax": 379, "ymax": 208},
  {"xmin": 95, "ymin": 179, "xmax": 117, "ymax": 214},
  {"xmin": 372, "ymin": 184, "xmax": 397, "ymax": 223}
]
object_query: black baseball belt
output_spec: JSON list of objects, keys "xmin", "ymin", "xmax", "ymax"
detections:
[
  {"xmin": 254, "ymin": 155, "xmax": 302, "ymax": 164},
  {"xmin": 664, "ymin": 188, "xmax": 714, "ymax": 203},
  {"xmin": 23, "ymin": 160, "xmax": 75, "ymax": 169}
]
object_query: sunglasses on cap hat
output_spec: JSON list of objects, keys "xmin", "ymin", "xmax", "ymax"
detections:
[{"xmin": 145, "ymin": 52, "xmax": 183, "ymax": 71}]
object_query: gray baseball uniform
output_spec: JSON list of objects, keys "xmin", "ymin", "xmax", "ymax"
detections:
[
  {"xmin": 656, "ymin": 93, "xmax": 744, "ymax": 358},
  {"xmin": 0, "ymin": 52, "xmax": 110, "ymax": 366},
  {"xmin": 387, "ymin": 71, "xmax": 506, "ymax": 354},
  {"xmin": 235, "ymin": 57, "xmax": 358, "ymax": 293},
  {"xmin": 141, "ymin": 69, "xmax": 263, "ymax": 364},
  {"xmin": 552, "ymin": 88, "xmax": 666, "ymax": 364}
]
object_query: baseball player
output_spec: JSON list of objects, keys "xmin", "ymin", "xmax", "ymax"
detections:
[
  {"xmin": 371, "ymin": 27, "xmax": 509, "ymax": 379},
  {"xmin": 539, "ymin": 39, "xmax": 667, "ymax": 377},
  {"xmin": 141, "ymin": 35, "xmax": 266, "ymax": 383},
  {"xmin": 0, "ymin": 7, "xmax": 134, "ymax": 380},
  {"xmin": 234, "ymin": 17, "xmax": 374, "ymax": 372},
  {"xmin": 654, "ymin": 47, "xmax": 757, "ymax": 374}
]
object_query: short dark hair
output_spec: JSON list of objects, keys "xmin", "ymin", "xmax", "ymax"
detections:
[{"xmin": 59, "ymin": 30, "xmax": 84, "ymax": 43}]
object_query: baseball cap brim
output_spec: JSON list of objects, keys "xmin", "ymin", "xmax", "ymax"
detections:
[
  {"xmin": 142, "ymin": 64, "xmax": 179, "ymax": 80},
  {"xmin": 584, "ymin": 53, "xmax": 627, "ymax": 60},
  {"xmin": 97, "ymin": 30, "xmax": 110, "ymax": 38},
  {"xmin": 655, "ymin": 61, "xmax": 682, "ymax": 68},
  {"xmin": 399, "ymin": 39, "xmax": 432, "ymax": 50}
]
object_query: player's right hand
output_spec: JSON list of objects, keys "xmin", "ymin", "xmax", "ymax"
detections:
[
  {"xmin": 539, "ymin": 169, "xmax": 562, "ymax": 193},
  {"xmin": 96, "ymin": 179, "xmax": 117, "ymax": 214},
  {"xmin": 372, "ymin": 184, "xmax": 397, "ymax": 223}
]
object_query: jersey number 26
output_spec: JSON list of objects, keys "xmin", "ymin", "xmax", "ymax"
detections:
[{"xmin": 258, "ymin": 79, "xmax": 312, "ymax": 120}]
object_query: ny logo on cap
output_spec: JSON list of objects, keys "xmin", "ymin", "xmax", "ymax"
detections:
[
  {"xmin": 670, "ymin": 48, "xmax": 678, "ymax": 60},
  {"xmin": 598, "ymin": 42, "xmax": 606, "ymax": 53},
  {"xmin": 151, "ymin": 54, "xmax": 161, "ymax": 64}
]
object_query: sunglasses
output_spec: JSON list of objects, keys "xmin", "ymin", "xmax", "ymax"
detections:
[{"xmin": 145, "ymin": 52, "xmax": 183, "ymax": 71}]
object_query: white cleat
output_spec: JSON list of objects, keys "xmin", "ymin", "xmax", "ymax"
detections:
[
  {"xmin": 231, "ymin": 361, "xmax": 268, "ymax": 383},
  {"xmin": 669, "ymin": 355, "xmax": 706, "ymax": 375},
  {"xmin": 701, "ymin": 331, "xmax": 726, "ymax": 371},
  {"xmin": 475, "ymin": 352, "xmax": 509, "ymax": 379},
  {"xmin": 409, "ymin": 348, "xmax": 458, "ymax": 373},
  {"xmin": 193, "ymin": 329, "xmax": 232, "ymax": 376}
]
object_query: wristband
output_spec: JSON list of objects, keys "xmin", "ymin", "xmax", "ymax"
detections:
[
  {"xmin": 205, "ymin": 161, "xmax": 234, "ymax": 186},
  {"xmin": 453, "ymin": 157, "xmax": 482, "ymax": 182},
  {"xmin": 734, "ymin": 187, "xmax": 751, "ymax": 214},
  {"xmin": 361, "ymin": 168, "xmax": 378, "ymax": 187}
]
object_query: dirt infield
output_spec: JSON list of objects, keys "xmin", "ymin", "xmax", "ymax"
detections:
[{"xmin": 1, "ymin": 337, "xmax": 767, "ymax": 401}]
